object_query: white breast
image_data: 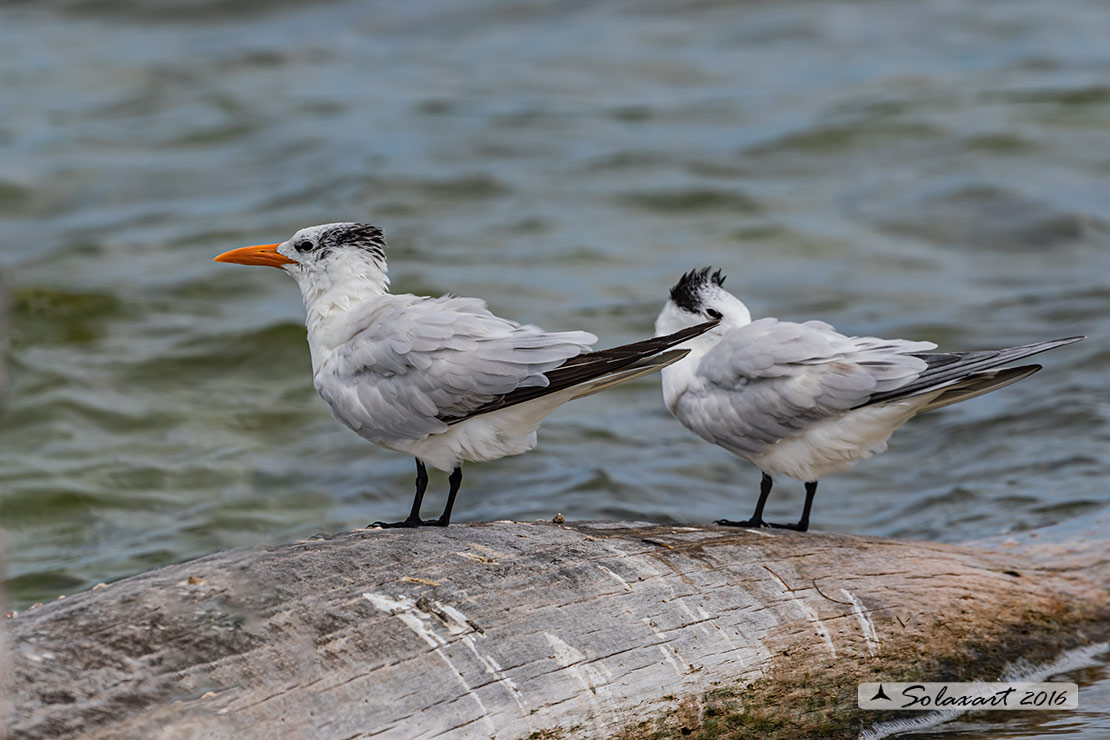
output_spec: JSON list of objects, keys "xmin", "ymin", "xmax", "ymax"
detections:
[
  {"xmin": 386, "ymin": 388, "xmax": 582, "ymax": 471},
  {"xmin": 746, "ymin": 398, "xmax": 930, "ymax": 481}
]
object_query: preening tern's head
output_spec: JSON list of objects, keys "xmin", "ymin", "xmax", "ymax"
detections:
[{"xmin": 656, "ymin": 267, "xmax": 751, "ymax": 335}]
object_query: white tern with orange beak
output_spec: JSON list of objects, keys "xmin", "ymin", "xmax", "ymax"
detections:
[
  {"xmin": 655, "ymin": 267, "xmax": 1083, "ymax": 532},
  {"xmin": 215, "ymin": 223, "xmax": 716, "ymax": 527}
]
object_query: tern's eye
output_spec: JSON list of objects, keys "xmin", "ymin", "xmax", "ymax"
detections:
[
  {"xmin": 294, "ymin": 241, "xmax": 313, "ymax": 253},
  {"xmin": 706, "ymin": 308, "xmax": 723, "ymax": 319}
]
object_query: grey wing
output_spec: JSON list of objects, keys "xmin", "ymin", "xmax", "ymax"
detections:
[
  {"xmin": 679, "ymin": 318, "xmax": 934, "ymax": 455},
  {"xmin": 861, "ymin": 336, "xmax": 1084, "ymax": 406},
  {"xmin": 441, "ymin": 319, "xmax": 720, "ymax": 423},
  {"xmin": 320, "ymin": 295, "xmax": 596, "ymax": 441}
]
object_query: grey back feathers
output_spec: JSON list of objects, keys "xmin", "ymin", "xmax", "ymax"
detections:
[
  {"xmin": 673, "ymin": 313, "xmax": 1083, "ymax": 459},
  {"xmin": 685, "ymin": 318, "xmax": 934, "ymax": 455},
  {"xmin": 319, "ymin": 294, "xmax": 596, "ymax": 442}
]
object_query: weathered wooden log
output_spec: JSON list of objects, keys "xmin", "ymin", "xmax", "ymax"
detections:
[{"xmin": 4, "ymin": 515, "xmax": 1109, "ymax": 740}]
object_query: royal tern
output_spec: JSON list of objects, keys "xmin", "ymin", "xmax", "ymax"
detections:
[
  {"xmin": 655, "ymin": 267, "xmax": 1083, "ymax": 532},
  {"xmin": 214, "ymin": 222, "xmax": 716, "ymax": 527}
]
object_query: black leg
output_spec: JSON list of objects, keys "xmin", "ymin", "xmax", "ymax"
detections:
[
  {"xmin": 768, "ymin": 480, "xmax": 818, "ymax": 532},
  {"xmin": 716, "ymin": 473, "xmax": 773, "ymax": 527},
  {"xmin": 371, "ymin": 458, "xmax": 429, "ymax": 528},
  {"xmin": 430, "ymin": 466, "xmax": 462, "ymax": 527}
]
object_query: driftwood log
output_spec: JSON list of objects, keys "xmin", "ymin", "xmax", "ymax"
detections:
[{"xmin": 3, "ymin": 514, "xmax": 1109, "ymax": 740}]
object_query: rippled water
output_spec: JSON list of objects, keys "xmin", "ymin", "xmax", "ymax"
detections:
[{"xmin": 2, "ymin": 1, "xmax": 1109, "ymax": 736}]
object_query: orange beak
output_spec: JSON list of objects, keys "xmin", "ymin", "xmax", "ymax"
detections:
[{"xmin": 213, "ymin": 243, "xmax": 297, "ymax": 269}]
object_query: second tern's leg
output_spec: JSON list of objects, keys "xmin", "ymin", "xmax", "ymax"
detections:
[
  {"xmin": 428, "ymin": 466, "xmax": 463, "ymax": 527},
  {"xmin": 715, "ymin": 472, "xmax": 774, "ymax": 528},
  {"xmin": 768, "ymin": 481, "xmax": 818, "ymax": 532},
  {"xmin": 371, "ymin": 458, "xmax": 430, "ymax": 528}
]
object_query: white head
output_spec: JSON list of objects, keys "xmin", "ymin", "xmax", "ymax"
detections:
[
  {"xmin": 655, "ymin": 267, "xmax": 751, "ymax": 336},
  {"xmin": 215, "ymin": 222, "xmax": 391, "ymax": 315}
]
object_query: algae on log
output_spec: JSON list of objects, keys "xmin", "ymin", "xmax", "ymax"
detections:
[{"xmin": 4, "ymin": 515, "xmax": 1109, "ymax": 740}]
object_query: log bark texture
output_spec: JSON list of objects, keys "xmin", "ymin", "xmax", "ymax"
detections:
[{"xmin": 4, "ymin": 515, "xmax": 1109, "ymax": 740}]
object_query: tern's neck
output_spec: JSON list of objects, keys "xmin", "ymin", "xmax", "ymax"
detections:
[
  {"xmin": 654, "ymin": 301, "xmax": 751, "ymax": 414},
  {"xmin": 299, "ymin": 269, "xmax": 390, "ymax": 369},
  {"xmin": 657, "ymin": 327, "xmax": 728, "ymax": 415}
]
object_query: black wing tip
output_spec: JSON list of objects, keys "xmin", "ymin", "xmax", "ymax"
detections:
[
  {"xmin": 1031, "ymin": 335, "xmax": 1084, "ymax": 344},
  {"xmin": 1012, "ymin": 335, "xmax": 1085, "ymax": 353},
  {"xmin": 588, "ymin": 318, "xmax": 719, "ymax": 361},
  {"xmin": 440, "ymin": 320, "xmax": 718, "ymax": 425},
  {"xmin": 668, "ymin": 318, "xmax": 721, "ymax": 343}
]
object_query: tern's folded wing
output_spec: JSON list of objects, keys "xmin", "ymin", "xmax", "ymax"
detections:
[
  {"xmin": 318, "ymin": 295, "xmax": 596, "ymax": 441},
  {"xmin": 439, "ymin": 319, "xmax": 719, "ymax": 424},
  {"xmin": 681, "ymin": 318, "xmax": 933, "ymax": 455},
  {"xmin": 860, "ymin": 336, "xmax": 1084, "ymax": 406}
]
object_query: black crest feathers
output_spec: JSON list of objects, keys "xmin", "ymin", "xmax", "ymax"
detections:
[
  {"xmin": 669, "ymin": 267, "xmax": 726, "ymax": 312},
  {"xmin": 321, "ymin": 223, "xmax": 387, "ymax": 261}
]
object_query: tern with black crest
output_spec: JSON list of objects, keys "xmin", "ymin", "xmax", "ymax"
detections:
[
  {"xmin": 214, "ymin": 223, "xmax": 716, "ymax": 528},
  {"xmin": 655, "ymin": 267, "xmax": 1083, "ymax": 532}
]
